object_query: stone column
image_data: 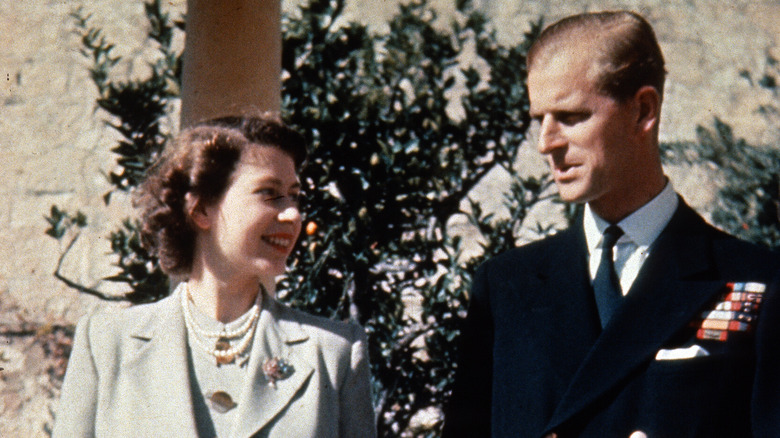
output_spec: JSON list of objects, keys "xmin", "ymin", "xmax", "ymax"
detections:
[{"xmin": 180, "ymin": 0, "xmax": 281, "ymax": 127}]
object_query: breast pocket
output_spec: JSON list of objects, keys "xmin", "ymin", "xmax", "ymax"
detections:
[{"xmin": 635, "ymin": 350, "xmax": 754, "ymax": 430}]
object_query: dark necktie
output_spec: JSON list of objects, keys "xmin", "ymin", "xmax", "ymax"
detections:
[{"xmin": 593, "ymin": 225, "xmax": 624, "ymax": 328}]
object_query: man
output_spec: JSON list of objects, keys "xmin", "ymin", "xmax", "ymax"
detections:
[{"xmin": 443, "ymin": 11, "xmax": 780, "ymax": 438}]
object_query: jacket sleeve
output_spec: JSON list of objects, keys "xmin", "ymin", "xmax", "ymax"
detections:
[
  {"xmin": 339, "ymin": 324, "xmax": 377, "ymax": 438},
  {"xmin": 442, "ymin": 262, "xmax": 494, "ymax": 437},
  {"xmin": 52, "ymin": 314, "xmax": 99, "ymax": 438},
  {"xmin": 752, "ymin": 271, "xmax": 780, "ymax": 437}
]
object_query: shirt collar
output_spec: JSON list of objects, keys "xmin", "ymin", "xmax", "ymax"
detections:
[{"xmin": 584, "ymin": 181, "xmax": 678, "ymax": 253}]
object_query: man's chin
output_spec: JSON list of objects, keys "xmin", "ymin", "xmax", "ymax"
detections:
[{"xmin": 556, "ymin": 186, "xmax": 590, "ymax": 204}]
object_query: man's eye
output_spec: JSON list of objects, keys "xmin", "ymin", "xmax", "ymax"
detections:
[{"xmin": 557, "ymin": 112, "xmax": 588, "ymax": 125}]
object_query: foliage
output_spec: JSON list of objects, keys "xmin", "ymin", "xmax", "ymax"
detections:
[
  {"xmin": 662, "ymin": 121, "xmax": 780, "ymax": 249},
  {"xmin": 279, "ymin": 1, "xmax": 552, "ymax": 434},
  {"xmin": 662, "ymin": 54, "xmax": 780, "ymax": 250},
  {"xmin": 44, "ymin": 205, "xmax": 87, "ymax": 239},
  {"xmin": 740, "ymin": 54, "xmax": 780, "ymax": 140},
  {"xmin": 46, "ymin": 0, "xmax": 179, "ymax": 303}
]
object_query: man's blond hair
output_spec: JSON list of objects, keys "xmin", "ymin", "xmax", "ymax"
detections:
[{"xmin": 527, "ymin": 11, "xmax": 666, "ymax": 102}]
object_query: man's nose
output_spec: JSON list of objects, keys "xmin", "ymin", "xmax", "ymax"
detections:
[{"xmin": 536, "ymin": 116, "xmax": 566, "ymax": 154}]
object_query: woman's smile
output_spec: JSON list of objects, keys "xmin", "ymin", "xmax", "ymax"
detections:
[
  {"xmin": 262, "ymin": 232, "xmax": 296, "ymax": 253},
  {"xmin": 198, "ymin": 146, "xmax": 303, "ymax": 286}
]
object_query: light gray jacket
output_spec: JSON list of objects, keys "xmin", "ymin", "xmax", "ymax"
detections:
[{"xmin": 53, "ymin": 289, "xmax": 376, "ymax": 438}]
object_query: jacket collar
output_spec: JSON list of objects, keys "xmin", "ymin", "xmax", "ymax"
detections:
[
  {"xmin": 523, "ymin": 224, "xmax": 604, "ymax": 372},
  {"xmin": 123, "ymin": 288, "xmax": 199, "ymax": 436},
  {"xmin": 231, "ymin": 297, "xmax": 314, "ymax": 438},
  {"xmin": 542, "ymin": 200, "xmax": 724, "ymax": 435},
  {"xmin": 125, "ymin": 288, "xmax": 314, "ymax": 438}
]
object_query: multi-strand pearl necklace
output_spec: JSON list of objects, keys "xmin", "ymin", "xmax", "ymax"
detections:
[{"xmin": 181, "ymin": 283, "xmax": 261, "ymax": 365}]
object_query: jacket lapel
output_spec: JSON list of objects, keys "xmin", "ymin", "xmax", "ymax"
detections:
[
  {"xmin": 524, "ymin": 226, "xmax": 602, "ymax": 375},
  {"xmin": 123, "ymin": 288, "xmax": 199, "ymax": 436},
  {"xmin": 543, "ymin": 202, "xmax": 724, "ymax": 434},
  {"xmin": 231, "ymin": 298, "xmax": 315, "ymax": 438}
]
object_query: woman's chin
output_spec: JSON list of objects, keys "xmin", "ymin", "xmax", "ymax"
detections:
[{"xmin": 255, "ymin": 264, "xmax": 288, "ymax": 286}]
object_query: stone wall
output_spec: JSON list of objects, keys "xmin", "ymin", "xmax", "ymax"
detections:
[{"xmin": 1, "ymin": 0, "xmax": 777, "ymax": 435}]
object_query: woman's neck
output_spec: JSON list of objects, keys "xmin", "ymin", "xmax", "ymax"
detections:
[{"xmin": 185, "ymin": 272, "xmax": 266, "ymax": 323}]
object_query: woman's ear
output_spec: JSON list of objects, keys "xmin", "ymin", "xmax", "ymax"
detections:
[
  {"xmin": 634, "ymin": 86, "xmax": 661, "ymax": 134},
  {"xmin": 186, "ymin": 193, "xmax": 211, "ymax": 231}
]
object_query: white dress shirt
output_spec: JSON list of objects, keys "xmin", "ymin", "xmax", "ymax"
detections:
[{"xmin": 584, "ymin": 181, "xmax": 678, "ymax": 295}]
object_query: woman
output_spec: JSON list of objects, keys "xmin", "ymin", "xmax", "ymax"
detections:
[{"xmin": 53, "ymin": 114, "xmax": 376, "ymax": 438}]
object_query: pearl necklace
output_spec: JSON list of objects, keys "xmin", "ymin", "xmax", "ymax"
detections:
[{"xmin": 181, "ymin": 283, "xmax": 261, "ymax": 364}]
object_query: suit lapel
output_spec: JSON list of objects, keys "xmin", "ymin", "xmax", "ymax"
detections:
[
  {"xmin": 543, "ymin": 202, "xmax": 724, "ymax": 434},
  {"xmin": 524, "ymin": 226, "xmax": 602, "ymax": 375},
  {"xmin": 231, "ymin": 298, "xmax": 315, "ymax": 438},
  {"xmin": 123, "ymin": 288, "xmax": 199, "ymax": 435}
]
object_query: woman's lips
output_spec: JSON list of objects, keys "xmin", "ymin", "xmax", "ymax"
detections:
[{"xmin": 262, "ymin": 233, "xmax": 295, "ymax": 251}]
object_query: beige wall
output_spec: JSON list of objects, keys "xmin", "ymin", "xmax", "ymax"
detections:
[{"xmin": 0, "ymin": 0, "xmax": 778, "ymax": 434}]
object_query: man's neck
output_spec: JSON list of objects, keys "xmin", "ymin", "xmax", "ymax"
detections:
[{"xmin": 589, "ymin": 174, "xmax": 667, "ymax": 223}]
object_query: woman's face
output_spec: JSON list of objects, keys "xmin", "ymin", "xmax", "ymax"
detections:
[{"xmin": 196, "ymin": 145, "xmax": 302, "ymax": 287}]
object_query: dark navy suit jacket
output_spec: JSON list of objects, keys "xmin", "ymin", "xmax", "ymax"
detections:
[{"xmin": 443, "ymin": 200, "xmax": 780, "ymax": 437}]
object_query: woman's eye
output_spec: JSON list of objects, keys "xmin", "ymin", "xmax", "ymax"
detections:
[
  {"xmin": 256, "ymin": 188, "xmax": 301, "ymax": 205},
  {"xmin": 256, "ymin": 188, "xmax": 281, "ymax": 199}
]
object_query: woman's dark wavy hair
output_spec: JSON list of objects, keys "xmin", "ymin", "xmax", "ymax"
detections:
[{"xmin": 134, "ymin": 113, "xmax": 307, "ymax": 276}]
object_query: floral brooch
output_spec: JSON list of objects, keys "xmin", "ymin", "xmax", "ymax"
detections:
[{"xmin": 263, "ymin": 357, "xmax": 294, "ymax": 388}]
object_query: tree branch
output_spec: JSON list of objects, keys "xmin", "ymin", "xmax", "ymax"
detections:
[{"xmin": 54, "ymin": 233, "xmax": 128, "ymax": 302}]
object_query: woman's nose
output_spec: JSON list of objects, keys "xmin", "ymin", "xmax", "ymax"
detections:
[{"xmin": 278, "ymin": 203, "xmax": 301, "ymax": 222}]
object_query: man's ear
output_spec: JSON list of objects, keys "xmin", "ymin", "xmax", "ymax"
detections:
[
  {"xmin": 634, "ymin": 86, "xmax": 661, "ymax": 134},
  {"xmin": 186, "ymin": 194, "xmax": 211, "ymax": 231}
]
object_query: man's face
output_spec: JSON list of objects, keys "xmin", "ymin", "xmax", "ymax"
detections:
[{"xmin": 528, "ymin": 52, "xmax": 639, "ymax": 212}]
